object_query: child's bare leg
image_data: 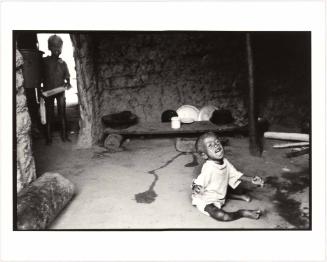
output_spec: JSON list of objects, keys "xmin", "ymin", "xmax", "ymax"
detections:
[
  {"xmin": 228, "ymin": 193, "xmax": 251, "ymax": 202},
  {"xmin": 204, "ymin": 203, "xmax": 261, "ymax": 221}
]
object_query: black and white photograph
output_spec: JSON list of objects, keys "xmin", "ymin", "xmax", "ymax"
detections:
[
  {"xmin": 14, "ymin": 30, "xmax": 311, "ymax": 230},
  {"xmin": 1, "ymin": 1, "xmax": 326, "ymax": 261}
]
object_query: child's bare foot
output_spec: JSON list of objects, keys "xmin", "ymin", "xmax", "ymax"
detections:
[{"xmin": 242, "ymin": 209, "xmax": 262, "ymax": 219}]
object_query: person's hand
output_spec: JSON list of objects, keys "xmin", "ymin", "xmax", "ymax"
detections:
[
  {"xmin": 39, "ymin": 91, "xmax": 45, "ymax": 99},
  {"xmin": 191, "ymin": 181, "xmax": 204, "ymax": 194},
  {"xmin": 252, "ymin": 176, "xmax": 264, "ymax": 187},
  {"xmin": 193, "ymin": 185, "xmax": 204, "ymax": 194},
  {"xmin": 64, "ymin": 83, "xmax": 72, "ymax": 90}
]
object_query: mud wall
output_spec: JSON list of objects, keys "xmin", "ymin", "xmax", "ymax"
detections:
[
  {"xmin": 16, "ymin": 48, "xmax": 36, "ymax": 192},
  {"xmin": 71, "ymin": 32, "xmax": 310, "ymax": 146},
  {"xmin": 94, "ymin": 32, "xmax": 248, "ymax": 127}
]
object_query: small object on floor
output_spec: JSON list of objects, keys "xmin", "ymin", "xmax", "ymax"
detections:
[
  {"xmin": 282, "ymin": 167, "xmax": 291, "ymax": 172},
  {"xmin": 102, "ymin": 111, "xmax": 138, "ymax": 130},
  {"xmin": 285, "ymin": 147, "xmax": 310, "ymax": 158},
  {"xmin": 104, "ymin": 134, "xmax": 124, "ymax": 152},
  {"xmin": 17, "ymin": 172, "xmax": 75, "ymax": 230},
  {"xmin": 161, "ymin": 109, "xmax": 178, "ymax": 122}
]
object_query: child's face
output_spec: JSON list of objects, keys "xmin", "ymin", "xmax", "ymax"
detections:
[
  {"xmin": 203, "ymin": 135, "xmax": 224, "ymax": 161},
  {"xmin": 50, "ymin": 46, "xmax": 62, "ymax": 58}
]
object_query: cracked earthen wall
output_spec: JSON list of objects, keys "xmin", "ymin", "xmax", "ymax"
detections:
[
  {"xmin": 71, "ymin": 32, "xmax": 310, "ymax": 147},
  {"xmin": 71, "ymin": 32, "xmax": 249, "ymax": 146},
  {"xmin": 16, "ymin": 48, "xmax": 36, "ymax": 192},
  {"xmin": 95, "ymin": 32, "xmax": 248, "ymax": 125}
]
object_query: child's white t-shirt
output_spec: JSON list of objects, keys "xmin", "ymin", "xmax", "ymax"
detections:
[{"xmin": 192, "ymin": 158, "xmax": 243, "ymax": 211}]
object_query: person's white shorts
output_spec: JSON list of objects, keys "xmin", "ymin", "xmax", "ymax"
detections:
[{"xmin": 192, "ymin": 196, "xmax": 224, "ymax": 216}]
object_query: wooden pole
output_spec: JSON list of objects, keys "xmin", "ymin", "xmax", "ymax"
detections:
[{"xmin": 246, "ymin": 33, "xmax": 261, "ymax": 156}]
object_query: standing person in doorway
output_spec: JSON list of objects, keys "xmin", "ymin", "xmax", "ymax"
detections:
[{"xmin": 41, "ymin": 35, "xmax": 71, "ymax": 144}]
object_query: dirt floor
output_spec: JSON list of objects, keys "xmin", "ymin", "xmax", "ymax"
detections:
[{"xmin": 32, "ymin": 126, "xmax": 310, "ymax": 230}]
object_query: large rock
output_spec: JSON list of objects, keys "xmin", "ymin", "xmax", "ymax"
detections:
[
  {"xmin": 104, "ymin": 134, "xmax": 124, "ymax": 152},
  {"xmin": 17, "ymin": 172, "xmax": 75, "ymax": 230}
]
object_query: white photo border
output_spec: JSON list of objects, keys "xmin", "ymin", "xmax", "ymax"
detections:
[{"xmin": 1, "ymin": 1, "xmax": 326, "ymax": 261}]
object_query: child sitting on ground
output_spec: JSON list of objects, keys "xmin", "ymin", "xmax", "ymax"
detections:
[{"xmin": 192, "ymin": 132, "xmax": 264, "ymax": 221}]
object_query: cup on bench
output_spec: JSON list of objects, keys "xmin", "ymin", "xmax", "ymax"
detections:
[{"xmin": 171, "ymin": 116, "xmax": 181, "ymax": 129}]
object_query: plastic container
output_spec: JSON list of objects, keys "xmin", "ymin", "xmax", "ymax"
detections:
[{"xmin": 171, "ymin": 117, "xmax": 181, "ymax": 129}]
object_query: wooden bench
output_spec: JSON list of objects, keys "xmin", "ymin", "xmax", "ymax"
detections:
[
  {"xmin": 103, "ymin": 121, "xmax": 242, "ymax": 150},
  {"xmin": 103, "ymin": 121, "xmax": 239, "ymax": 136}
]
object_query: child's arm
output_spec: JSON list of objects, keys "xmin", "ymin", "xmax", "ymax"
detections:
[
  {"xmin": 63, "ymin": 60, "xmax": 71, "ymax": 89},
  {"xmin": 191, "ymin": 163, "xmax": 211, "ymax": 194},
  {"xmin": 240, "ymin": 175, "xmax": 264, "ymax": 187}
]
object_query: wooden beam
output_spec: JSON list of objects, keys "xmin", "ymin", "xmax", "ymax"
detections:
[
  {"xmin": 273, "ymin": 142, "xmax": 310, "ymax": 148},
  {"xmin": 264, "ymin": 132, "xmax": 309, "ymax": 142},
  {"xmin": 285, "ymin": 147, "xmax": 310, "ymax": 158},
  {"xmin": 246, "ymin": 33, "xmax": 261, "ymax": 156}
]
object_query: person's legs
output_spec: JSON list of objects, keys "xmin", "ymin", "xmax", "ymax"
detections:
[
  {"xmin": 44, "ymin": 96, "xmax": 54, "ymax": 145},
  {"xmin": 204, "ymin": 203, "xmax": 261, "ymax": 221},
  {"xmin": 227, "ymin": 186, "xmax": 251, "ymax": 202},
  {"xmin": 56, "ymin": 92, "xmax": 70, "ymax": 142},
  {"xmin": 228, "ymin": 193, "xmax": 251, "ymax": 202}
]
